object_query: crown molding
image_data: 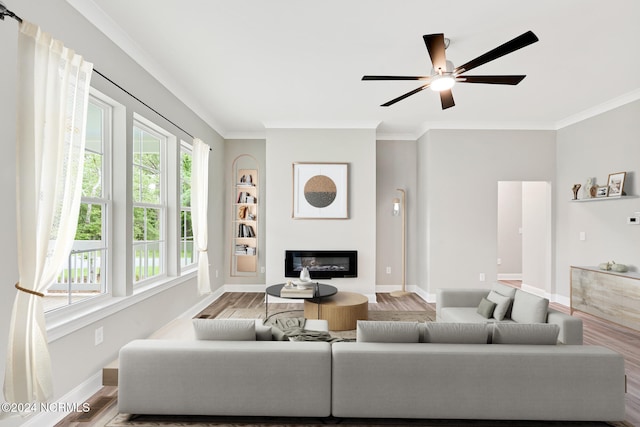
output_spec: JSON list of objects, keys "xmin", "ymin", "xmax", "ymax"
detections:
[
  {"xmin": 554, "ymin": 88, "xmax": 640, "ymax": 130},
  {"xmin": 66, "ymin": 0, "xmax": 227, "ymax": 139},
  {"xmin": 263, "ymin": 120, "xmax": 381, "ymax": 130}
]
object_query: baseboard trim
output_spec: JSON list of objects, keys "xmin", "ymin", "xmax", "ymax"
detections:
[
  {"xmin": 497, "ymin": 273, "xmax": 523, "ymax": 280},
  {"xmin": 21, "ymin": 371, "xmax": 102, "ymax": 427}
]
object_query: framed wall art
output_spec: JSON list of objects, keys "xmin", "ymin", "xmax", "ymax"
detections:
[
  {"xmin": 607, "ymin": 172, "xmax": 626, "ymax": 197},
  {"xmin": 292, "ymin": 162, "xmax": 348, "ymax": 219}
]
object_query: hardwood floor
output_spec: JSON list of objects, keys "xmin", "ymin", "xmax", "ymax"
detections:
[{"xmin": 55, "ymin": 291, "xmax": 640, "ymax": 426}]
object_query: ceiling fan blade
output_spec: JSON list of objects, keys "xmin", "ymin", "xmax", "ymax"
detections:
[
  {"xmin": 423, "ymin": 33, "xmax": 447, "ymax": 70},
  {"xmin": 454, "ymin": 31, "xmax": 538, "ymax": 75},
  {"xmin": 440, "ymin": 89, "xmax": 455, "ymax": 109},
  {"xmin": 459, "ymin": 75, "xmax": 526, "ymax": 85},
  {"xmin": 362, "ymin": 75, "xmax": 429, "ymax": 81},
  {"xmin": 381, "ymin": 84, "xmax": 430, "ymax": 107}
]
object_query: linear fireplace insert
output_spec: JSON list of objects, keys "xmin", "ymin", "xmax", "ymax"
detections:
[{"xmin": 284, "ymin": 250, "xmax": 357, "ymax": 279}]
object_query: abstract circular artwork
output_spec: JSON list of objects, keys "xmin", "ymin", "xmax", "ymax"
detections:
[{"xmin": 304, "ymin": 175, "xmax": 337, "ymax": 208}]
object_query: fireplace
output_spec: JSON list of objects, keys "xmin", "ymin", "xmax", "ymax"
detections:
[{"xmin": 284, "ymin": 250, "xmax": 357, "ymax": 279}]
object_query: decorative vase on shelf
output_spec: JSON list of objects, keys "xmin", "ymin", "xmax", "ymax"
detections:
[
  {"xmin": 299, "ymin": 266, "xmax": 311, "ymax": 282},
  {"xmin": 572, "ymin": 184, "xmax": 581, "ymax": 200}
]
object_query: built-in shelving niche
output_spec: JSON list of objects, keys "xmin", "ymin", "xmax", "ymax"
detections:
[{"xmin": 231, "ymin": 155, "xmax": 259, "ymax": 276}]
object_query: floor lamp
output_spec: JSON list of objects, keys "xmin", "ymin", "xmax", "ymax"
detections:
[{"xmin": 391, "ymin": 189, "xmax": 410, "ymax": 297}]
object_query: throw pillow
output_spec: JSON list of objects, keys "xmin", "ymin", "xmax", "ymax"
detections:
[
  {"xmin": 491, "ymin": 282, "xmax": 517, "ymax": 299},
  {"xmin": 356, "ymin": 320, "xmax": 420, "ymax": 343},
  {"xmin": 192, "ymin": 318, "xmax": 256, "ymax": 341},
  {"xmin": 487, "ymin": 291, "xmax": 512, "ymax": 321},
  {"xmin": 492, "ymin": 323, "xmax": 560, "ymax": 345},
  {"xmin": 424, "ymin": 323, "xmax": 490, "ymax": 344},
  {"xmin": 510, "ymin": 290, "xmax": 549, "ymax": 324},
  {"xmin": 254, "ymin": 319, "xmax": 272, "ymax": 341},
  {"xmin": 476, "ymin": 297, "xmax": 497, "ymax": 319}
]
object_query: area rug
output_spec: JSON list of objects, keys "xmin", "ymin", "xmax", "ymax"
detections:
[{"xmin": 106, "ymin": 413, "xmax": 632, "ymax": 427}]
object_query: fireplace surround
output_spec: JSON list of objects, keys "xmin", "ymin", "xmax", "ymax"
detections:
[{"xmin": 284, "ymin": 250, "xmax": 357, "ymax": 279}]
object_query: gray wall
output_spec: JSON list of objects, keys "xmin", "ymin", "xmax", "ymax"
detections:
[
  {"xmin": 0, "ymin": 0, "xmax": 225, "ymax": 419},
  {"xmin": 376, "ymin": 140, "xmax": 417, "ymax": 290},
  {"xmin": 555, "ymin": 100, "xmax": 640, "ymax": 300},
  {"xmin": 417, "ymin": 129, "xmax": 557, "ymax": 298},
  {"xmin": 265, "ymin": 128, "xmax": 377, "ymax": 298}
]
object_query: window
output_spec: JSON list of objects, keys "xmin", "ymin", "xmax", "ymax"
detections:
[
  {"xmin": 180, "ymin": 143, "xmax": 196, "ymax": 268},
  {"xmin": 132, "ymin": 121, "xmax": 166, "ymax": 284},
  {"xmin": 47, "ymin": 96, "xmax": 111, "ymax": 312}
]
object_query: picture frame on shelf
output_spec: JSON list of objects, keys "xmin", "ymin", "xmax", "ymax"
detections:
[
  {"xmin": 292, "ymin": 162, "xmax": 348, "ymax": 219},
  {"xmin": 596, "ymin": 185, "xmax": 609, "ymax": 198},
  {"xmin": 607, "ymin": 172, "xmax": 626, "ymax": 197}
]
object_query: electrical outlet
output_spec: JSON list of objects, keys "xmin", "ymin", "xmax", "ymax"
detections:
[
  {"xmin": 479, "ymin": 273, "xmax": 486, "ymax": 282},
  {"xmin": 95, "ymin": 327, "xmax": 103, "ymax": 346},
  {"xmin": 497, "ymin": 258, "xmax": 502, "ymax": 265},
  {"xmin": 215, "ymin": 269, "xmax": 219, "ymax": 278},
  {"xmin": 261, "ymin": 266, "xmax": 265, "ymax": 274},
  {"xmin": 386, "ymin": 266, "xmax": 391, "ymax": 274},
  {"xmin": 579, "ymin": 231, "xmax": 586, "ymax": 241}
]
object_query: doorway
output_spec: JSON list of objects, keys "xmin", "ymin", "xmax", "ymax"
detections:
[{"xmin": 497, "ymin": 181, "xmax": 552, "ymax": 296}]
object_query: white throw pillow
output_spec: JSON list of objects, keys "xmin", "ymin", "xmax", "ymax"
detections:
[
  {"xmin": 192, "ymin": 318, "xmax": 256, "ymax": 341},
  {"xmin": 424, "ymin": 323, "xmax": 489, "ymax": 344},
  {"xmin": 492, "ymin": 323, "xmax": 559, "ymax": 345},
  {"xmin": 491, "ymin": 282, "xmax": 517, "ymax": 299},
  {"xmin": 511, "ymin": 291, "xmax": 549, "ymax": 324},
  {"xmin": 356, "ymin": 321, "xmax": 420, "ymax": 343},
  {"xmin": 487, "ymin": 291, "xmax": 512, "ymax": 321}
]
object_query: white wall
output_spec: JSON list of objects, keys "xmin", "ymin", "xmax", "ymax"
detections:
[
  {"xmin": 0, "ymin": 1, "xmax": 224, "ymax": 422},
  {"xmin": 497, "ymin": 181, "xmax": 523, "ymax": 277},
  {"xmin": 555, "ymin": 100, "xmax": 640, "ymax": 300},
  {"xmin": 418, "ymin": 129, "xmax": 556, "ymax": 298},
  {"xmin": 265, "ymin": 128, "xmax": 377, "ymax": 299}
]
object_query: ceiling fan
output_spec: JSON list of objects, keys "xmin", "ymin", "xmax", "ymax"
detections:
[{"xmin": 362, "ymin": 31, "xmax": 539, "ymax": 110}]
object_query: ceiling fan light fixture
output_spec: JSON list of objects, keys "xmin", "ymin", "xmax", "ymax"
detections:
[{"xmin": 430, "ymin": 75, "xmax": 455, "ymax": 92}]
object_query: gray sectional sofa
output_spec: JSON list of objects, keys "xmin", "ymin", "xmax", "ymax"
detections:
[
  {"xmin": 117, "ymin": 318, "xmax": 626, "ymax": 422},
  {"xmin": 437, "ymin": 282, "xmax": 584, "ymax": 344}
]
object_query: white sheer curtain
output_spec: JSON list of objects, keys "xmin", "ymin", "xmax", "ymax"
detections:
[
  {"xmin": 4, "ymin": 21, "xmax": 93, "ymax": 403},
  {"xmin": 192, "ymin": 138, "xmax": 211, "ymax": 295}
]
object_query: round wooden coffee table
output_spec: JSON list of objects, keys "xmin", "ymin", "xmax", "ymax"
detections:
[{"xmin": 304, "ymin": 292, "xmax": 368, "ymax": 331}]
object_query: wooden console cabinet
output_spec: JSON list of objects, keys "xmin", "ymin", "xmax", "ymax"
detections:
[{"xmin": 571, "ymin": 266, "xmax": 640, "ymax": 331}]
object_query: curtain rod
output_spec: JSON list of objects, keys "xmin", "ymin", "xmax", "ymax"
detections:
[{"xmin": 1, "ymin": 3, "xmax": 208, "ymax": 145}]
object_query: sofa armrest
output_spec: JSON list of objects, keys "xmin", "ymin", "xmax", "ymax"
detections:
[
  {"xmin": 547, "ymin": 309, "xmax": 583, "ymax": 345},
  {"xmin": 436, "ymin": 288, "xmax": 490, "ymax": 320}
]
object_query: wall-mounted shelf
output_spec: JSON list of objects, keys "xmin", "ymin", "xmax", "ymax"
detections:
[{"xmin": 570, "ymin": 195, "xmax": 637, "ymax": 202}]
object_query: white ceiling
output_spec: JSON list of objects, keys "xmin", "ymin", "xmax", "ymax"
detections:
[{"xmin": 69, "ymin": 0, "xmax": 640, "ymax": 139}]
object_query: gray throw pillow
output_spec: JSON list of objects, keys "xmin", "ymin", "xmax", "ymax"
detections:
[
  {"xmin": 356, "ymin": 321, "xmax": 420, "ymax": 343},
  {"xmin": 424, "ymin": 323, "xmax": 489, "ymax": 344},
  {"xmin": 476, "ymin": 297, "xmax": 497, "ymax": 319},
  {"xmin": 492, "ymin": 323, "xmax": 559, "ymax": 345},
  {"xmin": 487, "ymin": 291, "xmax": 511, "ymax": 321},
  {"xmin": 511, "ymin": 290, "xmax": 549, "ymax": 324},
  {"xmin": 491, "ymin": 282, "xmax": 517, "ymax": 299},
  {"xmin": 192, "ymin": 319, "xmax": 256, "ymax": 341}
]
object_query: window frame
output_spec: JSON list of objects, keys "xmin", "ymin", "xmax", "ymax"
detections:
[
  {"xmin": 132, "ymin": 117, "xmax": 168, "ymax": 287},
  {"xmin": 179, "ymin": 141, "xmax": 197, "ymax": 271}
]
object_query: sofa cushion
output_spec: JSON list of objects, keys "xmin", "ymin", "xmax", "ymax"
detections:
[
  {"xmin": 192, "ymin": 319, "xmax": 256, "ymax": 341},
  {"xmin": 424, "ymin": 323, "xmax": 489, "ymax": 344},
  {"xmin": 492, "ymin": 323, "xmax": 560, "ymax": 345},
  {"xmin": 476, "ymin": 297, "xmax": 497, "ymax": 319},
  {"xmin": 255, "ymin": 320, "xmax": 272, "ymax": 341},
  {"xmin": 356, "ymin": 321, "xmax": 420, "ymax": 343},
  {"xmin": 511, "ymin": 291, "xmax": 549, "ymax": 324},
  {"xmin": 487, "ymin": 291, "xmax": 511, "ymax": 321}
]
